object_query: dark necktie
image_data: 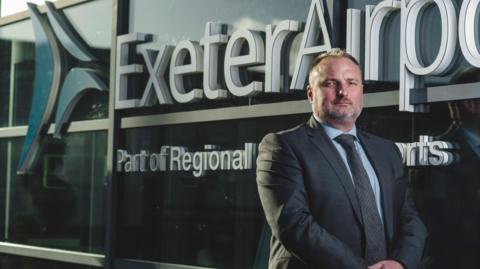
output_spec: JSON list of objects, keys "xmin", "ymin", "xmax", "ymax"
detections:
[{"xmin": 334, "ymin": 134, "xmax": 387, "ymax": 264}]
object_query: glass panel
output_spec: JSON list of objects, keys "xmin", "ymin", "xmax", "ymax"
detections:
[
  {"xmin": 410, "ymin": 102, "xmax": 480, "ymax": 267},
  {"xmin": 1, "ymin": 1, "xmax": 59, "ymax": 17},
  {"xmin": 0, "ymin": 131, "xmax": 107, "ymax": 253},
  {"xmin": 12, "ymin": 42, "xmax": 35, "ymax": 126},
  {"xmin": 0, "ymin": 20, "xmax": 35, "ymax": 127},
  {"xmin": 0, "ymin": 253, "xmax": 96, "ymax": 269},
  {"xmin": 116, "ymin": 114, "xmax": 309, "ymax": 269},
  {"xmin": 124, "ymin": 0, "xmax": 311, "ymax": 116},
  {"xmin": 357, "ymin": 91, "xmax": 480, "ymax": 269},
  {"xmin": 61, "ymin": 0, "xmax": 112, "ymax": 121},
  {"xmin": 130, "ymin": 0, "xmax": 311, "ymax": 41},
  {"xmin": 63, "ymin": 0, "xmax": 113, "ymax": 49},
  {"xmin": 0, "ymin": 36, "xmax": 35, "ymax": 127},
  {"xmin": 0, "ymin": 0, "xmax": 111, "ymax": 127},
  {"xmin": 0, "ymin": 40, "xmax": 11, "ymax": 127},
  {"xmin": 0, "ymin": 140, "xmax": 7, "ymax": 236},
  {"xmin": 120, "ymin": 1, "xmax": 480, "ymax": 269}
]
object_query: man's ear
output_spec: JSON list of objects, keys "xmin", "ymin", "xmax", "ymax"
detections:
[{"xmin": 307, "ymin": 85, "xmax": 313, "ymax": 102}]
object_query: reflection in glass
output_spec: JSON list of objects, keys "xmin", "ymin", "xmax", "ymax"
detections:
[
  {"xmin": 12, "ymin": 42, "xmax": 35, "ymax": 126},
  {"xmin": 0, "ymin": 3, "xmax": 111, "ymax": 127},
  {"xmin": 1, "ymin": 0, "xmax": 59, "ymax": 17},
  {"xmin": 0, "ymin": 19, "xmax": 35, "ymax": 127},
  {"xmin": 0, "ymin": 132, "xmax": 107, "ymax": 253},
  {"xmin": 414, "ymin": 69, "xmax": 480, "ymax": 269},
  {"xmin": 0, "ymin": 140, "xmax": 7, "ymax": 237},
  {"xmin": 130, "ymin": 0, "xmax": 310, "ymax": 42},
  {"xmin": 117, "ymin": 115, "xmax": 308, "ymax": 268},
  {"xmin": 124, "ymin": 0, "xmax": 311, "ymax": 117},
  {"xmin": 0, "ymin": 40, "xmax": 11, "ymax": 127}
]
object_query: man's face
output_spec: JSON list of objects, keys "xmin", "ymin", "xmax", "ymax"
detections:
[{"xmin": 307, "ymin": 56, "xmax": 363, "ymax": 129}]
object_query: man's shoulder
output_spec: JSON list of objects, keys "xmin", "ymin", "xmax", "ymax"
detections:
[
  {"xmin": 259, "ymin": 122, "xmax": 309, "ymax": 150},
  {"xmin": 264, "ymin": 122, "xmax": 308, "ymax": 140},
  {"xmin": 358, "ymin": 129, "xmax": 395, "ymax": 145},
  {"xmin": 277, "ymin": 122, "xmax": 307, "ymax": 136}
]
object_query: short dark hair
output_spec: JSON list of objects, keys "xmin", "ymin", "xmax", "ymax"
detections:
[{"xmin": 309, "ymin": 48, "xmax": 360, "ymax": 73}]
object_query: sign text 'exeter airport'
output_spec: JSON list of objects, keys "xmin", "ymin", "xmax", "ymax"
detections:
[{"xmin": 115, "ymin": 0, "xmax": 480, "ymax": 113}]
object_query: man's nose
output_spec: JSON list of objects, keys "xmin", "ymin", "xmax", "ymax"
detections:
[{"xmin": 336, "ymin": 83, "xmax": 348, "ymax": 97}]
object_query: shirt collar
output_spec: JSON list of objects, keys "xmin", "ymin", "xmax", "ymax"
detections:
[{"xmin": 313, "ymin": 114, "xmax": 358, "ymax": 140}]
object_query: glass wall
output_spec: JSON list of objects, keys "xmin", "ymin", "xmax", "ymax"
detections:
[
  {"xmin": 1, "ymin": 1, "xmax": 60, "ymax": 17},
  {"xmin": 0, "ymin": 133, "xmax": 107, "ymax": 253},
  {"xmin": 118, "ymin": 1, "xmax": 312, "ymax": 266},
  {"xmin": 117, "ymin": 92, "xmax": 480, "ymax": 269},
  {"xmin": 1, "ymin": 0, "xmax": 480, "ymax": 268},
  {"xmin": 118, "ymin": 1, "xmax": 480, "ymax": 269},
  {"xmin": 117, "ymin": 115, "xmax": 308, "ymax": 268},
  {"xmin": 0, "ymin": 0, "xmax": 111, "ymax": 128},
  {"xmin": 0, "ymin": 40, "xmax": 12, "ymax": 127},
  {"xmin": 0, "ymin": 40, "xmax": 34, "ymax": 127},
  {"xmin": 0, "ymin": 0, "xmax": 111, "ymax": 267},
  {"xmin": 409, "ymin": 91, "xmax": 480, "ymax": 266},
  {"xmin": 122, "ymin": 0, "xmax": 313, "ymax": 117}
]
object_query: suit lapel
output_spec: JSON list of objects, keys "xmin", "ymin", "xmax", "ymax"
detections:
[
  {"xmin": 357, "ymin": 131, "xmax": 395, "ymax": 244},
  {"xmin": 306, "ymin": 116, "xmax": 364, "ymax": 226}
]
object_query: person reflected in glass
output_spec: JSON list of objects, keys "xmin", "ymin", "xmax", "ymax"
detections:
[{"xmin": 423, "ymin": 68, "xmax": 480, "ymax": 268}]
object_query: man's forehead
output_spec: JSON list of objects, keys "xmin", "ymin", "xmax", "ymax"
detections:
[
  {"xmin": 312, "ymin": 58, "xmax": 361, "ymax": 78},
  {"xmin": 308, "ymin": 58, "xmax": 362, "ymax": 86},
  {"xmin": 317, "ymin": 57, "xmax": 359, "ymax": 70}
]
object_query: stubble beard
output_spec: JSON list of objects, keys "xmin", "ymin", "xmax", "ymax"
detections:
[{"xmin": 321, "ymin": 102, "xmax": 362, "ymax": 124}]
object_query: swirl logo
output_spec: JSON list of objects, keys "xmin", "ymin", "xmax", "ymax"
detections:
[{"xmin": 17, "ymin": 2, "xmax": 108, "ymax": 174}]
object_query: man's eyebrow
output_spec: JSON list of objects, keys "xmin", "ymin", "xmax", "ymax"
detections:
[
  {"xmin": 346, "ymin": 78, "xmax": 363, "ymax": 83},
  {"xmin": 319, "ymin": 78, "xmax": 339, "ymax": 85}
]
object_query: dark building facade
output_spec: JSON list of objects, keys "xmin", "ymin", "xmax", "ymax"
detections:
[{"xmin": 0, "ymin": 0, "xmax": 479, "ymax": 268}]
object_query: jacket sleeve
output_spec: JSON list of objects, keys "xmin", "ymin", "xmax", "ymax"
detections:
[
  {"xmin": 389, "ymin": 145, "xmax": 428, "ymax": 269},
  {"xmin": 256, "ymin": 132, "xmax": 368, "ymax": 268}
]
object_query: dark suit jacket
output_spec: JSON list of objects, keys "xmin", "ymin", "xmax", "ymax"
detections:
[{"xmin": 256, "ymin": 116, "xmax": 427, "ymax": 269}]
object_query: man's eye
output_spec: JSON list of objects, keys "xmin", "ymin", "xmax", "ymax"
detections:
[
  {"xmin": 323, "ymin": 81, "xmax": 337, "ymax": 87},
  {"xmin": 347, "ymin": 80, "xmax": 359, "ymax": 87}
]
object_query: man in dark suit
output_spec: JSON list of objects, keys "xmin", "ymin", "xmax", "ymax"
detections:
[{"xmin": 256, "ymin": 49, "xmax": 427, "ymax": 269}]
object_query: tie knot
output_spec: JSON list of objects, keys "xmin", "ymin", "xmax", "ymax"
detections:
[{"xmin": 335, "ymin": 134, "xmax": 356, "ymax": 149}]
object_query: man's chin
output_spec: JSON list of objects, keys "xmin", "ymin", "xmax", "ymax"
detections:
[{"xmin": 326, "ymin": 111, "xmax": 358, "ymax": 122}]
